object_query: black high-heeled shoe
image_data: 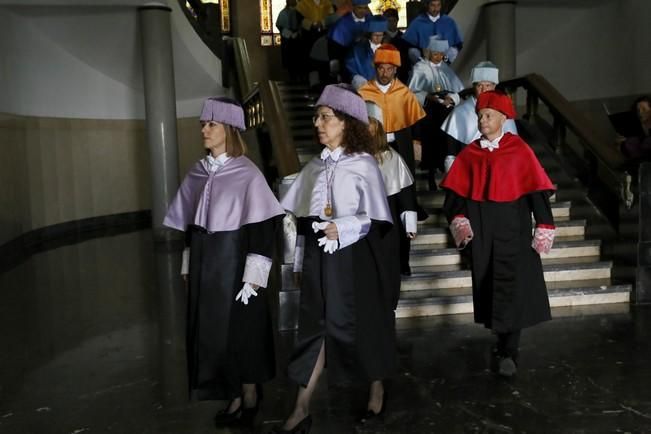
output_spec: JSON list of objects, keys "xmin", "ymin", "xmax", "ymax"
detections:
[
  {"xmin": 270, "ymin": 414, "xmax": 312, "ymax": 434},
  {"xmin": 240, "ymin": 384, "xmax": 264, "ymax": 426},
  {"xmin": 214, "ymin": 400, "xmax": 242, "ymax": 427},
  {"xmin": 357, "ymin": 390, "xmax": 387, "ymax": 425}
]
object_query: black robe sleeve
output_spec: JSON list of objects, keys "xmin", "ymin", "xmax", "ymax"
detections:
[
  {"xmin": 442, "ymin": 190, "xmax": 468, "ymax": 223},
  {"xmin": 396, "ymin": 184, "xmax": 418, "ymax": 215},
  {"xmin": 446, "ymin": 134, "xmax": 465, "ymax": 156},
  {"xmin": 528, "ymin": 192, "xmax": 555, "ymax": 227},
  {"xmin": 247, "ymin": 216, "xmax": 282, "ymax": 258}
]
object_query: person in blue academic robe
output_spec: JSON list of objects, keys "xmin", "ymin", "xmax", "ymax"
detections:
[
  {"xmin": 403, "ymin": 0, "xmax": 463, "ymax": 64},
  {"xmin": 345, "ymin": 15, "xmax": 387, "ymax": 89},
  {"xmin": 327, "ymin": 0, "xmax": 371, "ymax": 82}
]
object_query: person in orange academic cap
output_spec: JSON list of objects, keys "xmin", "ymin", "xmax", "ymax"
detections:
[
  {"xmin": 440, "ymin": 90, "xmax": 556, "ymax": 378},
  {"xmin": 358, "ymin": 43, "xmax": 426, "ymax": 276}
]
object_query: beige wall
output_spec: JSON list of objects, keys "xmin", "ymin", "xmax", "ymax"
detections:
[{"xmin": 0, "ymin": 114, "xmax": 206, "ymax": 246}]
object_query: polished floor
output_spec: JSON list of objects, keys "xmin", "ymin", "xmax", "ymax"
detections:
[{"xmin": 1, "ymin": 231, "xmax": 650, "ymax": 434}]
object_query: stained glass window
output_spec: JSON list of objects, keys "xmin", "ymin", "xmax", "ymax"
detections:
[{"xmin": 260, "ymin": 0, "xmax": 410, "ymax": 47}]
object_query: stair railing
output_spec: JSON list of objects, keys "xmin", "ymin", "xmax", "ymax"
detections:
[
  {"xmin": 499, "ymin": 73, "xmax": 634, "ymax": 227},
  {"xmin": 228, "ymin": 38, "xmax": 299, "ymax": 178}
]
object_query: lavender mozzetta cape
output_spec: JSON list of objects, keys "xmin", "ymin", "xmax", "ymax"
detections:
[
  {"xmin": 163, "ymin": 156, "xmax": 285, "ymax": 232},
  {"xmin": 281, "ymin": 152, "xmax": 392, "ymax": 223}
]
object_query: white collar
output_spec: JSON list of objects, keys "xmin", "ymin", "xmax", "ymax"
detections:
[
  {"xmin": 375, "ymin": 80, "xmax": 392, "ymax": 94},
  {"xmin": 370, "ymin": 41, "xmax": 381, "ymax": 52},
  {"xmin": 205, "ymin": 152, "xmax": 231, "ymax": 171},
  {"xmin": 353, "ymin": 14, "xmax": 366, "ymax": 23},
  {"xmin": 428, "ymin": 13, "xmax": 440, "ymax": 23},
  {"xmin": 479, "ymin": 132, "xmax": 504, "ymax": 152},
  {"xmin": 320, "ymin": 146, "xmax": 344, "ymax": 161},
  {"xmin": 428, "ymin": 60, "xmax": 443, "ymax": 68}
]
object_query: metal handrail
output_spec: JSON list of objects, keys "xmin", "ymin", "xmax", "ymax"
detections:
[{"xmin": 500, "ymin": 73, "xmax": 634, "ymax": 210}]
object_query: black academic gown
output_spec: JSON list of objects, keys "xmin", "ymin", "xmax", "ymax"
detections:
[
  {"xmin": 421, "ymin": 100, "xmax": 454, "ymax": 173},
  {"xmin": 288, "ymin": 217, "xmax": 396, "ymax": 385},
  {"xmin": 443, "ymin": 191, "xmax": 553, "ymax": 332},
  {"xmin": 385, "ymin": 184, "xmax": 418, "ymax": 306},
  {"xmin": 186, "ymin": 216, "xmax": 280, "ymax": 400}
]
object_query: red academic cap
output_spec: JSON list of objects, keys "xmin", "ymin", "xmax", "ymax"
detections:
[{"xmin": 476, "ymin": 90, "xmax": 516, "ymax": 119}]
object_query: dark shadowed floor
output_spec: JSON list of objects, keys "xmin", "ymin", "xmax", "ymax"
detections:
[{"xmin": 1, "ymin": 231, "xmax": 649, "ymax": 434}]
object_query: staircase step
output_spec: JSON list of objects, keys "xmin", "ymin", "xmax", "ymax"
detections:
[
  {"xmin": 400, "ymin": 260, "xmax": 612, "ymax": 291},
  {"xmin": 419, "ymin": 217, "xmax": 584, "ymax": 237},
  {"xmin": 395, "ymin": 281, "xmax": 631, "ymax": 318},
  {"xmin": 409, "ymin": 239, "xmax": 601, "ymax": 267},
  {"xmin": 411, "ymin": 218, "xmax": 584, "ymax": 245}
]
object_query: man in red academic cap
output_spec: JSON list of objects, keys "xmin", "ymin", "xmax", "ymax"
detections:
[{"xmin": 440, "ymin": 90, "xmax": 556, "ymax": 377}]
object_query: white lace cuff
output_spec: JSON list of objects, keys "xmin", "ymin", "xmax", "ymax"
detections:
[
  {"xmin": 333, "ymin": 215, "xmax": 371, "ymax": 249},
  {"xmin": 181, "ymin": 247, "xmax": 190, "ymax": 276},
  {"xmin": 293, "ymin": 235, "xmax": 305, "ymax": 272},
  {"xmin": 401, "ymin": 211, "xmax": 418, "ymax": 234},
  {"xmin": 242, "ymin": 253, "xmax": 273, "ymax": 288}
]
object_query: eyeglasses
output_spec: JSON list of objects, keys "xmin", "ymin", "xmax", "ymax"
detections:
[{"xmin": 312, "ymin": 113, "xmax": 337, "ymax": 124}]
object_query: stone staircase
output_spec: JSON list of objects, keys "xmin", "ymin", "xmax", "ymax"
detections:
[{"xmin": 274, "ymin": 81, "xmax": 633, "ymax": 330}]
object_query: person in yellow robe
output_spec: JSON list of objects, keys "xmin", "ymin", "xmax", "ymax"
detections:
[
  {"xmin": 358, "ymin": 43, "xmax": 426, "ymax": 276},
  {"xmin": 296, "ymin": 0, "xmax": 334, "ymax": 82},
  {"xmin": 358, "ymin": 43, "xmax": 425, "ymax": 175}
]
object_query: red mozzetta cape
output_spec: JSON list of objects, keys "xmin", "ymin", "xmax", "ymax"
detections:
[{"xmin": 440, "ymin": 133, "xmax": 555, "ymax": 202}]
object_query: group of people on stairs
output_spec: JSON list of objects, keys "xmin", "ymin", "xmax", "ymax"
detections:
[{"xmin": 162, "ymin": 74, "xmax": 557, "ymax": 431}]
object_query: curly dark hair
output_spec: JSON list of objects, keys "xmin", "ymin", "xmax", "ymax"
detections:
[{"xmin": 333, "ymin": 110, "xmax": 375, "ymax": 155}]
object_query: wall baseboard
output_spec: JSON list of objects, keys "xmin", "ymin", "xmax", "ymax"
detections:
[{"xmin": 0, "ymin": 211, "xmax": 152, "ymax": 274}]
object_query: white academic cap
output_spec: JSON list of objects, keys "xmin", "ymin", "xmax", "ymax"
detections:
[
  {"xmin": 427, "ymin": 36, "xmax": 449, "ymax": 53},
  {"xmin": 470, "ymin": 61, "xmax": 499, "ymax": 84},
  {"xmin": 365, "ymin": 100, "xmax": 383, "ymax": 124}
]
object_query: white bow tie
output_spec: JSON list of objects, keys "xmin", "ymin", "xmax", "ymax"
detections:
[
  {"xmin": 479, "ymin": 136, "xmax": 502, "ymax": 152},
  {"xmin": 353, "ymin": 16, "xmax": 366, "ymax": 23}
]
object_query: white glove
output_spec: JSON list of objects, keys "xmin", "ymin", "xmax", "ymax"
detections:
[
  {"xmin": 351, "ymin": 74, "xmax": 367, "ymax": 90},
  {"xmin": 235, "ymin": 282, "xmax": 258, "ymax": 305},
  {"xmin": 446, "ymin": 46, "xmax": 459, "ymax": 63},
  {"xmin": 312, "ymin": 221, "xmax": 339, "ymax": 254},
  {"xmin": 312, "ymin": 221, "xmax": 329, "ymax": 232},
  {"xmin": 318, "ymin": 236, "xmax": 339, "ymax": 254}
]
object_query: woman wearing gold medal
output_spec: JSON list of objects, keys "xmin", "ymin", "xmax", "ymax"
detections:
[{"xmin": 276, "ymin": 84, "xmax": 395, "ymax": 433}]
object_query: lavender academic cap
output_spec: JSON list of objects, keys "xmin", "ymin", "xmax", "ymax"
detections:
[
  {"xmin": 316, "ymin": 84, "xmax": 369, "ymax": 125},
  {"xmin": 199, "ymin": 97, "xmax": 246, "ymax": 131}
]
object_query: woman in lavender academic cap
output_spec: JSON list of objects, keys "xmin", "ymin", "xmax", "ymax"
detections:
[
  {"xmin": 275, "ymin": 84, "xmax": 394, "ymax": 433},
  {"xmin": 163, "ymin": 97, "xmax": 285, "ymax": 427}
]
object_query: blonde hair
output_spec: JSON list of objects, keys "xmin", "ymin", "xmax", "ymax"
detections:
[
  {"xmin": 368, "ymin": 117, "xmax": 391, "ymax": 164},
  {"xmin": 224, "ymin": 124, "xmax": 247, "ymax": 157}
]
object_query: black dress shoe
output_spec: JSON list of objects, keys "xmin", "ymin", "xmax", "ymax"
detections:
[
  {"xmin": 270, "ymin": 414, "xmax": 312, "ymax": 434},
  {"xmin": 214, "ymin": 402, "xmax": 242, "ymax": 427},
  {"xmin": 490, "ymin": 347, "xmax": 518, "ymax": 377}
]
